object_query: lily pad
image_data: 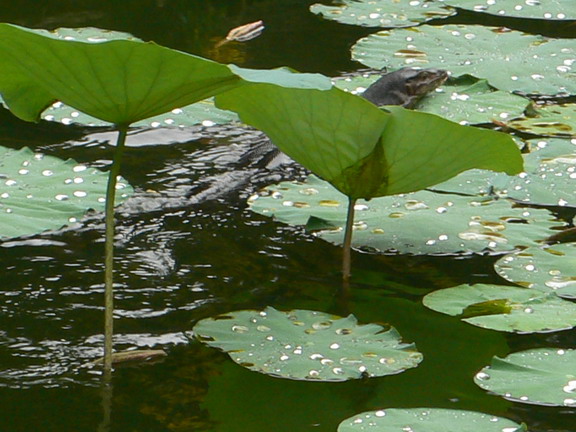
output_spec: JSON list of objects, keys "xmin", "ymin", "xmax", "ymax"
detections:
[
  {"xmin": 334, "ymin": 74, "xmax": 530, "ymax": 124},
  {"xmin": 338, "ymin": 407, "xmax": 526, "ymax": 431},
  {"xmin": 423, "ymin": 284, "xmax": 576, "ymax": 333},
  {"xmin": 0, "ymin": 146, "xmax": 132, "ymax": 239},
  {"xmin": 193, "ymin": 307, "xmax": 422, "ymax": 381},
  {"xmin": 433, "ymin": 138, "xmax": 576, "ymax": 207},
  {"xmin": 249, "ymin": 175, "xmax": 561, "ymax": 255},
  {"xmin": 475, "ymin": 348, "xmax": 576, "ymax": 407},
  {"xmin": 446, "ymin": 0, "xmax": 576, "ymax": 20},
  {"xmin": 506, "ymin": 104, "xmax": 576, "ymax": 138},
  {"xmin": 41, "ymin": 99, "xmax": 238, "ymax": 128},
  {"xmin": 352, "ymin": 24, "xmax": 576, "ymax": 95},
  {"xmin": 495, "ymin": 244, "xmax": 576, "ymax": 299},
  {"xmin": 310, "ymin": 0, "xmax": 454, "ymax": 28}
]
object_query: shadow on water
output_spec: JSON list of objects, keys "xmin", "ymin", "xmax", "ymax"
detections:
[{"xmin": 0, "ymin": 1, "xmax": 575, "ymax": 432}]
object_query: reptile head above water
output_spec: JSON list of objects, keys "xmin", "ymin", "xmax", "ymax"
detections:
[{"xmin": 361, "ymin": 68, "xmax": 448, "ymax": 109}]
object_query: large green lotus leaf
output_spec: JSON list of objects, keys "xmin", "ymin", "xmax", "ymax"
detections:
[
  {"xmin": 423, "ymin": 284, "xmax": 576, "ymax": 333},
  {"xmin": 310, "ymin": 0, "xmax": 454, "ymax": 28},
  {"xmin": 495, "ymin": 245, "xmax": 576, "ymax": 300},
  {"xmin": 216, "ymin": 85, "xmax": 522, "ymax": 198},
  {"xmin": 506, "ymin": 104, "xmax": 576, "ymax": 138},
  {"xmin": 0, "ymin": 24, "xmax": 330, "ymax": 125},
  {"xmin": 352, "ymin": 25, "xmax": 576, "ymax": 95},
  {"xmin": 0, "ymin": 146, "xmax": 132, "ymax": 239},
  {"xmin": 193, "ymin": 307, "xmax": 422, "ymax": 381},
  {"xmin": 446, "ymin": 0, "xmax": 576, "ymax": 20},
  {"xmin": 334, "ymin": 74, "xmax": 530, "ymax": 125},
  {"xmin": 41, "ymin": 99, "xmax": 238, "ymax": 128},
  {"xmin": 338, "ymin": 408, "xmax": 526, "ymax": 432},
  {"xmin": 249, "ymin": 175, "xmax": 561, "ymax": 255},
  {"xmin": 475, "ymin": 348, "xmax": 576, "ymax": 407}
]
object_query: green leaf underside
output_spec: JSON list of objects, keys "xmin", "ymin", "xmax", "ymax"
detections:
[
  {"xmin": 0, "ymin": 146, "xmax": 132, "ymax": 239},
  {"xmin": 338, "ymin": 408, "xmax": 526, "ymax": 432},
  {"xmin": 352, "ymin": 25, "xmax": 576, "ymax": 95},
  {"xmin": 495, "ymin": 244, "xmax": 576, "ymax": 299},
  {"xmin": 0, "ymin": 24, "xmax": 331, "ymax": 125},
  {"xmin": 310, "ymin": 0, "xmax": 454, "ymax": 28},
  {"xmin": 475, "ymin": 348, "xmax": 576, "ymax": 407},
  {"xmin": 446, "ymin": 0, "xmax": 576, "ymax": 20},
  {"xmin": 423, "ymin": 284, "xmax": 576, "ymax": 333},
  {"xmin": 249, "ymin": 175, "xmax": 561, "ymax": 255},
  {"xmin": 334, "ymin": 74, "xmax": 530, "ymax": 125},
  {"xmin": 216, "ymin": 85, "xmax": 522, "ymax": 199},
  {"xmin": 193, "ymin": 307, "xmax": 422, "ymax": 381},
  {"xmin": 432, "ymin": 138, "xmax": 576, "ymax": 208},
  {"xmin": 506, "ymin": 104, "xmax": 576, "ymax": 138}
]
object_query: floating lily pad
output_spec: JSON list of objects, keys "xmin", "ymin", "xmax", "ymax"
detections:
[
  {"xmin": 446, "ymin": 0, "xmax": 576, "ymax": 20},
  {"xmin": 193, "ymin": 307, "xmax": 422, "ymax": 381},
  {"xmin": 423, "ymin": 284, "xmax": 576, "ymax": 333},
  {"xmin": 334, "ymin": 74, "xmax": 530, "ymax": 124},
  {"xmin": 338, "ymin": 407, "xmax": 526, "ymax": 431},
  {"xmin": 475, "ymin": 348, "xmax": 576, "ymax": 407},
  {"xmin": 506, "ymin": 104, "xmax": 576, "ymax": 138},
  {"xmin": 352, "ymin": 25, "xmax": 576, "ymax": 95},
  {"xmin": 0, "ymin": 146, "xmax": 132, "ymax": 239},
  {"xmin": 495, "ymin": 245, "xmax": 576, "ymax": 299},
  {"xmin": 42, "ymin": 99, "xmax": 238, "ymax": 128},
  {"xmin": 433, "ymin": 138, "xmax": 576, "ymax": 207},
  {"xmin": 310, "ymin": 0, "xmax": 454, "ymax": 28},
  {"xmin": 249, "ymin": 175, "xmax": 561, "ymax": 255}
]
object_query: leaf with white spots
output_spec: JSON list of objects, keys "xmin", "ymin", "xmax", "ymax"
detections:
[
  {"xmin": 41, "ymin": 99, "xmax": 239, "ymax": 128},
  {"xmin": 495, "ymin": 245, "xmax": 576, "ymax": 300},
  {"xmin": 432, "ymin": 138, "xmax": 576, "ymax": 208},
  {"xmin": 334, "ymin": 74, "xmax": 530, "ymax": 124},
  {"xmin": 446, "ymin": 0, "xmax": 576, "ymax": 20},
  {"xmin": 339, "ymin": 408, "xmax": 526, "ymax": 431},
  {"xmin": 0, "ymin": 146, "xmax": 132, "ymax": 239},
  {"xmin": 506, "ymin": 103, "xmax": 576, "ymax": 138},
  {"xmin": 423, "ymin": 284, "xmax": 576, "ymax": 333},
  {"xmin": 352, "ymin": 24, "xmax": 576, "ymax": 95},
  {"xmin": 249, "ymin": 175, "xmax": 562, "ymax": 255},
  {"xmin": 310, "ymin": 0, "xmax": 454, "ymax": 28},
  {"xmin": 193, "ymin": 307, "xmax": 422, "ymax": 381},
  {"xmin": 475, "ymin": 348, "xmax": 576, "ymax": 407}
]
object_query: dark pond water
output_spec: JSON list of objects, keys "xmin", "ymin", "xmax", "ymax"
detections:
[{"xmin": 1, "ymin": 1, "xmax": 575, "ymax": 431}]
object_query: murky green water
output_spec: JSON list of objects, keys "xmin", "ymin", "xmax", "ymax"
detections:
[{"xmin": 1, "ymin": 1, "xmax": 575, "ymax": 431}]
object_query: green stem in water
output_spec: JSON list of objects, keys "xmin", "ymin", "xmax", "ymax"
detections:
[
  {"xmin": 342, "ymin": 197, "xmax": 356, "ymax": 285},
  {"xmin": 103, "ymin": 126, "xmax": 128, "ymax": 375}
]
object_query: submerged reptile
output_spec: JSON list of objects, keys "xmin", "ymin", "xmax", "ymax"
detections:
[{"xmin": 121, "ymin": 68, "xmax": 448, "ymax": 214}]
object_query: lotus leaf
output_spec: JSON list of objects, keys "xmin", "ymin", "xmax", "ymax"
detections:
[
  {"xmin": 310, "ymin": 0, "xmax": 454, "ymax": 28},
  {"xmin": 0, "ymin": 146, "xmax": 132, "ymax": 239},
  {"xmin": 249, "ymin": 175, "xmax": 561, "ymax": 255},
  {"xmin": 423, "ymin": 284, "xmax": 576, "ymax": 333},
  {"xmin": 339, "ymin": 407, "xmax": 526, "ymax": 431},
  {"xmin": 433, "ymin": 138, "xmax": 576, "ymax": 207},
  {"xmin": 506, "ymin": 104, "xmax": 576, "ymax": 138},
  {"xmin": 0, "ymin": 24, "xmax": 331, "ymax": 125},
  {"xmin": 216, "ymin": 85, "xmax": 522, "ymax": 199},
  {"xmin": 352, "ymin": 24, "xmax": 576, "ymax": 95},
  {"xmin": 193, "ymin": 307, "xmax": 422, "ymax": 381},
  {"xmin": 334, "ymin": 74, "xmax": 530, "ymax": 124},
  {"xmin": 446, "ymin": 0, "xmax": 576, "ymax": 20},
  {"xmin": 475, "ymin": 348, "xmax": 576, "ymax": 407},
  {"xmin": 495, "ymin": 245, "xmax": 576, "ymax": 299}
]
